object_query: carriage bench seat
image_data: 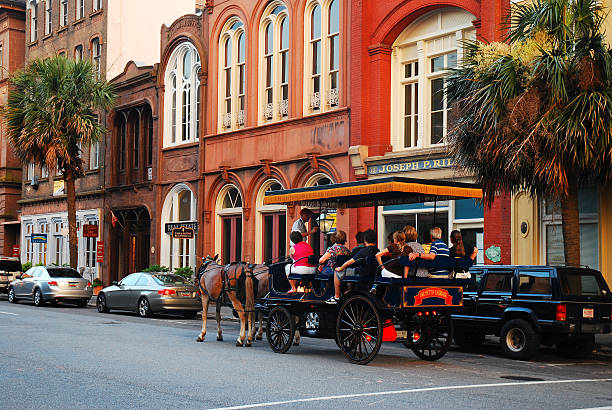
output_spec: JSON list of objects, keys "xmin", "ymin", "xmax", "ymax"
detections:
[
  {"xmin": 374, "ymin": 276, "xmax": 475, "ymax": 286},
  {"xmin": 287, "ymin": 273, "xmax": 317, "ymax": 282}
]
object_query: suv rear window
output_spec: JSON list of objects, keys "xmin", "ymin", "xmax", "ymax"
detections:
[
  {"xmin": 0, "ymin": 260, "xmax": 21, "ymax": 272},
  {"xmin": 558, "ymin": 269, "xmax": 609, "ymax": 297},
  {"xmin": 47, "ymin": 268, "xmax": 82, "ymax": 278},
  {"xmin": 518, "ymin": 270, "xmax": 551, "ymax": 294},
  {"xmin": 483, "ymin": 271, "xmax": 513, "ymax": 292}
]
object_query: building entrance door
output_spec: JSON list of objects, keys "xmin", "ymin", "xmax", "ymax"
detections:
[{"xmin": 110, "ymin": 208, "xmax": 151, "ymax": 282}]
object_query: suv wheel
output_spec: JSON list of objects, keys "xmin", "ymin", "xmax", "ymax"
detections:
[
  {"xmin": 556, "ymin": 334, "xmax": 595, "ymax": 359},
  {"xmin": 33, "ymin": 289, "xmax": 44, "ymax": 307},
  {"xmin": 500, "ymin": 319, "xmax": 540, "ymax": 360},
  {"xmin": 8, "ymin": 287, "xmax": 17, "ymax": 303}
]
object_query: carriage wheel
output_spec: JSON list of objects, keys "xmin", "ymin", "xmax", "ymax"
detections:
[
  {"xmin": 266, "ymin": 306, "xmax": 295, "ymax": 354},
  {"xmin": 336, "ymin": 295, "xmax": 383, "ymax": 365},
  {"xmin": 407, "ymin": 313, "xmax": 453, "ymax": 361}
]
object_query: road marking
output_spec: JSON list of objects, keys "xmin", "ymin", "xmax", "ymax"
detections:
[
  {"xmin": 575, "ymin": 407, "xmax": 612, "ymax": 410},
  {"xmin": 208, "ymin": 378, "xmax": 612, "ymax": 410},
  {"xmin": 0, "ymin": 311, "xmax": 18, "ymax": 316}
]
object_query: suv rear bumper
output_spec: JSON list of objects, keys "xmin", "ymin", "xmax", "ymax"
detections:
[{"xmin": 546, "ymin": 320, "xmax": 611, "ymax": 335}]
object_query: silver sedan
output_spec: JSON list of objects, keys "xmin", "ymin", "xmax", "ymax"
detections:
[
  {"xmin": 96, "ymin": 272, "xmax": 201, "ymax": 318},
  {"xmin": 8, "ymin": 266, "xmax": 93, "ymax": 307}
]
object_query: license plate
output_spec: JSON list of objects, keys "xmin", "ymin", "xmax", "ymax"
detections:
[
  {"xmin": 181, "ymin": 291, "xmax": 191, "ymax": 297},
  {"xmin": 583, "ymin": 308, "xmax": 594, "ymax": 319},
  {"xmin": 396, "ymin": 330, "xmax": 407, "ymax": 339}
]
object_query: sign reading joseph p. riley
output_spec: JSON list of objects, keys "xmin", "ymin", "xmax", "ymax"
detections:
[
  {"xmin": 368, "ymin": 157, "xmax": 455, "ymax": 176},
  {"xmin": 165, "ymin": 222, "xmax": 198, "ymax": 234}
]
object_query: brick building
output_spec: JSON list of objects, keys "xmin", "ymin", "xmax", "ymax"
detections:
[
  {"xmin": 346, "ymin": 0, "xmax": 509, "ymax": 263},
  {"xmin": 0, "ymin": 0, "xmax": 25, "ymax": 256},
  {"xmin": 18, "ymin": 0, "xmax": 195, "ymax": 281}
]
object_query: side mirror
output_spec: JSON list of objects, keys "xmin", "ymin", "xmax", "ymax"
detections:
[{"xmin": 112, "ymin": 281, "xmax": 119, "ymax": 286}]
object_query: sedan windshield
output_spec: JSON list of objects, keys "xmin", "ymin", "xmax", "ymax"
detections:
[
  {"xmin": 558, "ymin": 269, "xmax": 609, "ymax": 297},
  {"xmin": 152, "ymin": 274, "xmax": 189, "ymax": 285},
  {"xmin": 47, "ymin": 268, "xmax": 82, "ymax": 278}
]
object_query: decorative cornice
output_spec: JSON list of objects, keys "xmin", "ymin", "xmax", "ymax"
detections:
[{"xmin": 367, "ymin": 44, "xmax": 393, "ymax": 57}]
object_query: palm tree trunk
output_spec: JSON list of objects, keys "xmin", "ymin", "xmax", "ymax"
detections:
[
  {"xmin": 561, "ymin": 173, "xmax": 581, "ymax": 267},
  {"xmin": 64, "ymin": 169, "xmax": 78, "ymax": 269}
]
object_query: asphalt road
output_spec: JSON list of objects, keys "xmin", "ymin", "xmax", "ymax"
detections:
[{"xmin": 1, "ymin": 299, "xmax": 611, "ymax": 410}]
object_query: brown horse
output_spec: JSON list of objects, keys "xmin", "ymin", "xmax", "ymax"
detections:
[{"xmin": 196, "ymin": 256, "xmax": 256, "ymax": 347}]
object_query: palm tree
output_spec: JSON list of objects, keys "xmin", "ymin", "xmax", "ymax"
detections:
[
  {"xmin": 446, "ymin": 0, "xmax": 612, "ymax": 266},
  {"xmin": 4, "ymin": 56, "xmax": 115, "ymax": 269}
]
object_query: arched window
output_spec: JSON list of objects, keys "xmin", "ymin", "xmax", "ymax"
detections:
[
  {"xmin": 390, "ymin": 9, "xmax": 475, "ymax": 150},
  {"xmin": 164, "ymin": 42, "xmax": 201, "ymax": 147},
  {"xmin": 219, "ymin": 18, "xmax": 246, "ymax": 131},
  {"xmin": 259, "ymin": 2, "xmax": 289, "ymax": 123},
  {"xmin": 216, "ymin": 185, "xmax": 243, "ymax": 264},
  {"xmin": 304, "ymin": 0, "xmax": 340, "ymax": 114},
  {"xmin": 161, "ymin": 184, "xmax": 198, "ymax": 269},
  {"xmin": 255, "ymin": 180, "xmax": 286, "ymax": 263},
  {"xmin": 91, "ymin": 37, "xmax": 101, "ymax": 77}
]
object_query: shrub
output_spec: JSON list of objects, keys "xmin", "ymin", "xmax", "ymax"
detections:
[
  {"xmin": 92, "ymin": 278, "xmax": 103, "ymax": 287},
  {"xmin": 174, "ymin": 266, "xmax": 194, "ymax": 280},
  {"xmin": 21, "ymin": 261, "xmax": 32, "ymax": 272},
  {"xmin": 142, "ymin": 264, "xmax": 169, "ymax": 273}
]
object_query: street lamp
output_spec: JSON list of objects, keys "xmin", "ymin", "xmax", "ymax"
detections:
[{"xmin": 317, "ymin": 211, "xmax": 335, "ymax": 234}]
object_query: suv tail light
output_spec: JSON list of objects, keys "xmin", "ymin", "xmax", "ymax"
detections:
[
  {"xmin": 48, "ymin": 281, "xmax": 58, "ymax": 287},
  {"xmin": 87, "ymin": 282, "xmax": 92, "ymax": 288},
  {"xmin": 556, "ymin": 304, "xmax": 567, "ymax": 321},
  {"xmin": 158, "ymin": 289, "xmax": 176, "ymax": 296}
]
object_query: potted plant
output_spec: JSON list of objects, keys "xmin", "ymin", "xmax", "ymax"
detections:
[{"xmin": 92, "ymin": 278, "xmax": 104, "ymax": 295}]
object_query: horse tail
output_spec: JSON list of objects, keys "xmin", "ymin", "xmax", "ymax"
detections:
[{"xmin": 244, "ymin": 264, "xmax": 255, "ymax": 313}]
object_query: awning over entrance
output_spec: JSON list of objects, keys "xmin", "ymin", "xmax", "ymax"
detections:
[{"xmin": 263, "ymin": 177, "xmax": 482, "ymax": 208}]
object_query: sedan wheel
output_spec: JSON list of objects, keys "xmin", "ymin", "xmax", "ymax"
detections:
[
  {"xmin": 138, "ymin": 297, "xmax": 152, "ymax": 318},
  {"xmin": 96, "ymin": 293, "xmax": 109, "ymax": 313},
  {"xmin": 8, "ymin": 287, "xmax": 17, "ymax": 303},
  {"xmin": 33, "ymin": 289, "xmax": 44, "ymax": 307}
]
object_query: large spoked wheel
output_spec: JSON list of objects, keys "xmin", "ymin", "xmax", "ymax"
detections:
[
  {"xmin": 407, "ymin": 313, "xmax": 453, "ymax": 361},
  {"xmin": 138, "ymin": 297, "xmax": 152, "ymax": 318},
  {"xmin": 336, "ymin": 295, "xmax": 383, "ymax": 365},
  {"xmin": 266, "ymin": 306, "xmax": 295, "ymax": 354}
]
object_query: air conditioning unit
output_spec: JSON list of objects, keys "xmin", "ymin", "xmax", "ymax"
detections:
[{"xmin": 30, "ymin": 175, "xmax": 39, "ymax": 189}]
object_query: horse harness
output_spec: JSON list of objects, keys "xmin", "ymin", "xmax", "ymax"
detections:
[{"xmin": 197, "ymin": 260, "xmax": 255, "ymax": 312}]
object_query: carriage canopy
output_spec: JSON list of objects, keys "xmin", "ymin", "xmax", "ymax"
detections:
[{"xmin": 263, "ymin": 176, "xmax": 482, "ymax": 208}]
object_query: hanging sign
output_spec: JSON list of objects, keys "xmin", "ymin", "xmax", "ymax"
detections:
[
  {"xmin": 96, "ymin": 241, "xmax": 104, "ymax": 263},
  {"xmin": 172, "ymin": 226, "xmax": 194, "ymax": 239},
  {"xmin": 31, "ymin": 233, "xmax": 47, "ymax": 243},
  {"xmin": 165, "ymin": 222, "xmax": 198, "ymax": 234},
  {"xmin": 83, "ymin": 224, "xmax": 99, "ymax": 238},
  {"xmin": 12, "ymin": 245, "xmax": 20, "ymax": 257}
]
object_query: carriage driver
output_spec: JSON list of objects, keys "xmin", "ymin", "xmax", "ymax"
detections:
[{"xmin": 290, "ymin": 208, "xmax": 319, "ymax": 246}]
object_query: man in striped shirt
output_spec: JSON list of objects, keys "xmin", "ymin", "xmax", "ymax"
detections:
[{"xmin": 408, "ymin": 227, "xmax": 450, "ymax": 278}]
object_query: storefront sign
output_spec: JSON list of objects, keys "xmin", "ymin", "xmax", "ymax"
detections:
[
  {"xmin": 82, "ymin": 224, "xmax": 99, "ymax": 238},
  {"xmin": 96, "ymin": 241, "xmax": 104, "ymax": 263},
  {"xmin": 165, "ymin": 222, "xmax": 198, "ymax": 234},
  {"xmin": 53, "ymin": 180, "xmax": 65, "ymax": 196},
  {"xmin": 367, "ymin": 157, "xmax": 455, "ymax": 176},
  {"xmin": 31, "ymin": 233, "xmax": 47, "ymax": 243},
  {"xmin": 12, "ymin": 245, "xmax": 19, "ymax": 257},
  {"xmin": 172, "ymin": 226, "xmax": 194, "ymax": 239}
]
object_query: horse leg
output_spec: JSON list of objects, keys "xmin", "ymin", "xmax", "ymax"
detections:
[
  {"xmin": 227, "ymin": 292, "xmax": 246, "ymax": 347},
  {"xmin": 255, "ymin": 310, "xmax": 264, "ymax": 340},
  {"xmin": 293, "ymin": 315, "xmax": 301, "ymax": 345},
  {"xmin": 196, "ymin": 292, "xmax": 209, "ymax": 342},
  {"xmin": 244, "ymin": 273, "xmax": 255, "ymax": 347},
  {"xmin": 215, "ymin": 302, "xmax": 223, "ymax": 341}
]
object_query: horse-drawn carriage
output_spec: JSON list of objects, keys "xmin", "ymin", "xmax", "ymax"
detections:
[{"xmin": 256, "ymin": 177, "xmax": 482, "ymax": 365}]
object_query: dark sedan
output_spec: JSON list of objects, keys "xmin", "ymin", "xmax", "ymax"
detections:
[{"xmin": 96, "ymin": 272, "xmax": 201, "ymax": 318}]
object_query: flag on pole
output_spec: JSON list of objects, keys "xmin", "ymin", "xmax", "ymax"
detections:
[{"xmin": 111, "ymin": 210, "xmax": 118, "ymax": 228}]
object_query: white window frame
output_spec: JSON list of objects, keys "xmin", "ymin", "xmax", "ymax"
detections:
[
  {"xmin": 303, "ymin": 0, "xmax": 340, "ymax": 115},
  {"xmin": 390, "ymin": 9, "xmax": 475, "ymax": 151},
  {"xmin": 258, "ymin": 2, "xmax": 290, "ymax": 124},
  {"xmin": 45, "ymin": 0, "xmax": 52, "ymax": 35},
  {"xmin": 218, "ymin": 18, "xmax": 246, "ymax": 132},
  {"xmin": 163, "ymin": 42, "xmax": 201, "ymax": 147},
  {"xmin": 60, "ymin": 0, "xmax": 67, "ymax": 27},
  {"xmin": 76, "ymin": 0, "xmax": 84, "ymax": 19},
  {"xmin": 90, "ymin": 141, "xmax": 99, "ymax": 169},
  {"xmin": 30, "ymin": 0, "xmax": 38, "ymax": 41},
  {"xmin": 91, "ymin": 37, "xmax": 101, "ymax": 77},
  {"xmin": 540, "ymin": 193, "xmax": 599, "ymax": 269},
  {"xmin": 75, "ymin": 44, "xmax": 83, "ymax": 61},
  {"xmin": 160, "ymin": 184, "xmax": 197, "ymax": 270},
  {"xmin": 93, "ymin": 0, "xmax": 102, "ymax": 11}
]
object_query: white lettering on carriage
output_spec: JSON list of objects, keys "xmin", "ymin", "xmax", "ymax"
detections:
[{"xmin": 208, "ymin": 378, "xmax": 612, "ymax": 409}]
